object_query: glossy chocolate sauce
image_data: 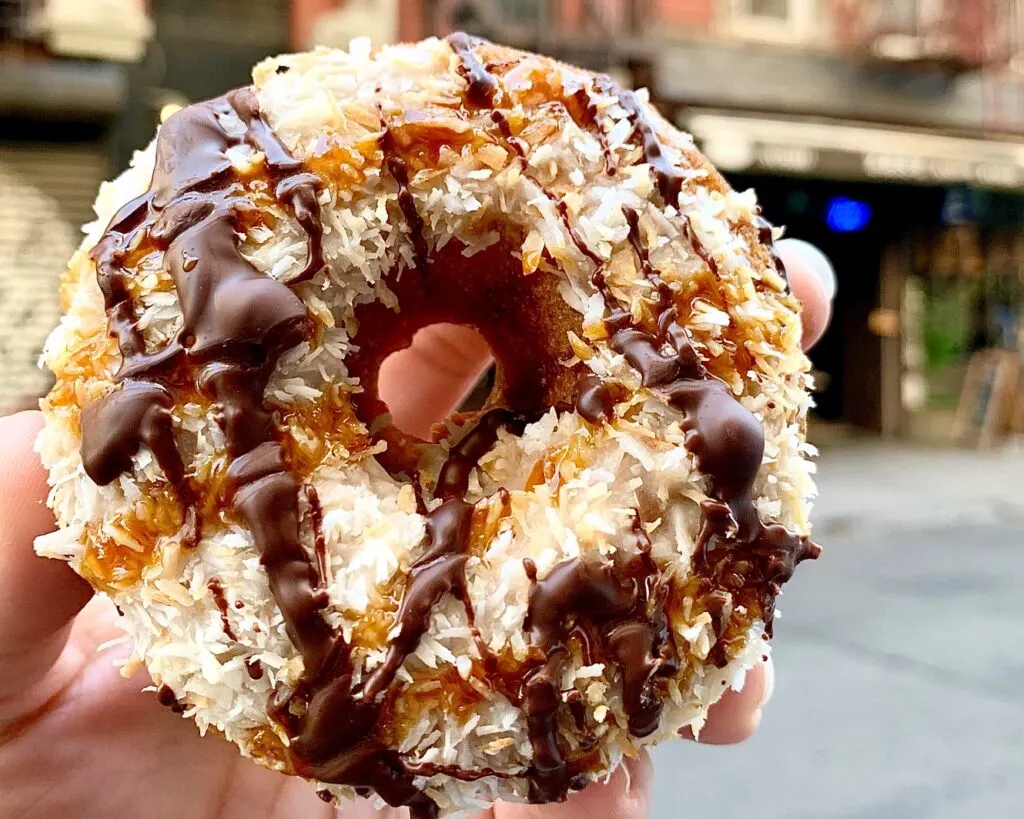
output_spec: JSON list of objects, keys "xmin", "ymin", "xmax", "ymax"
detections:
[
  {"xmin": 209, "ymin": 579, "xmax": 238, "ymax": 641},
  {"xmin": 574, "ymin": 374, "xmax": 617, "ymax": 424},
  {"xmin": 361, "ymin": 409, "xmax": 527, "ymax": 701},
  {"xmin": 246, "ymin": 657, "xmax": 266, "ymax": 680},
  {"xmin": 305, "ymin": 485, "xmax": 329, "ymax": 592},
  {"xmin": 566, "ymin": 84, "xmax": 616, "ymax": 175},
  {"xmin": 157, "ymin": 684, "xmax": 186, "ymax": 715},
  {"xmin": 380, "ymin": 119, "xmax": 429, "ymax": 274},
  {"xmin": 618, "ymin": 91, "xmax": 719, "ymax": 278},
  {"xmin": 606, "ymin": 159, "xmax": 820, "ymax": 639},
  {"xmin": 490, "ymin": 110, "xmax": 527, "ymax": 158},
  {"xmin": 520, "ymin": 515, "xmax": 678, "ymax": 802},
  {"xmin": 446, "ymin": 32, "xmax": 499, "ymax": 108}
]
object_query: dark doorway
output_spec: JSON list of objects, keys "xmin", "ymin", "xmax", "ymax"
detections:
[{"xmin": 727, "ymin": 174, "xmax": 945, "ymax": 431}]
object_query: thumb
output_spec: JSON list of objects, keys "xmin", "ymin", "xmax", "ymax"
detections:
[{"xmin": 0, "ymin": 411, "xmax": 93, "ymax": 697}]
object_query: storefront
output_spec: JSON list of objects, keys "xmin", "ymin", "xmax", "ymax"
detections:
[{"xmin": 683, "ymin": 109, "xmax": 1024, "ymax": 443}]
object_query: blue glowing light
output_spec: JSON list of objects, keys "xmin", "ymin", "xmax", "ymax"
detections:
[{"xmin": 826, "ymin": 197, "xmax": 872, "ymax": 233}]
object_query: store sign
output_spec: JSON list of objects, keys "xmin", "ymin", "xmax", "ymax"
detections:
[
  {"xmin": 862, "ymin": 154, "xmax": 1024, "ymax": 187},
  {"xmin": 31, "ymin": 0, "xmax": 153, "ymax": 62},
  {"xmin": 687, "ymin": 111, "xmax": 1024, "ymax": 190}
]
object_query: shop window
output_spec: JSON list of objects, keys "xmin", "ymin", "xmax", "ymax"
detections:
[{"xmin": 721, "ymin": 0, "xmax": 818, "ymax": 44}]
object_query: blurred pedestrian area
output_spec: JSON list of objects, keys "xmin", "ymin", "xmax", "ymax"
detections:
[{"xmin": 812, "ymin": 424, "xmax": 1024, "ymax": 533}]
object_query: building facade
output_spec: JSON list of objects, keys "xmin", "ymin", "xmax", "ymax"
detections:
[
  {"xmin": 0, "ymin": 0, "xmax": 151, "ymax": 415},
  {"xmin": 6, "ymin": 0, "xmax": 1024, "ymax": 442},
  {"xmin": 383, "ymin": 0, "xmax": 1024, "ymax": 442}
]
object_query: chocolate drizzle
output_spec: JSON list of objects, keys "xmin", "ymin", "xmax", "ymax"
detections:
[
  {"xmin": 305, "ymin": 485, "xmax": 329, "ymax": 592},
  {"xmin": 491, "ymin": 110, "xmax": 527, "ymax": 158},
  {"xmin": 618, "ymin": 90, "xmax": 719, "ymax": 279},
  {"xmin": 606, "ymin": 192, "xmax": 820, "ymax": 642},
  {"xmin": 362, "ymin": 409, "xmax": 528, "ymax": 701},
  {"xmin": 157, "ymin": 684, "xmax": 186, "ymax": 714},
  {"xmin": 574, "ymin": 375, "xmax": 617, "ymax": 424},
  {"xmin": 446, "ymin": 32, "xmax": 499, "ymax": 108},
  {"xmin": 80, "ymin": 87, "xmax": 437, "ymax": 817},
  {"xmin": 273, "ymin": 409, "xmax": 529, "ymax": 818},
  {"xmin": 380, "ymin": 118, "xmax": 429, "ymax": 275},
  {"xmin": 209, "ymin": 579, "xmax": 238, "ymax": 640},
  {"xmin": 246, "ymin": 657, "xmax": 266, "ymax": 680},
  {"xmin": 755, "ymin": 214, "xmax": 790, "ymax": 290},
  {"xmin": 78, "ymin": 58, "xmax": 817, "ymax": 815},
  {"xmin": 566, "ymin": 83, "xmax": 616, "ymax": 176},
  {"xmin": 520, "ymin": 513, "xmax": 677, "ymax": 802}
]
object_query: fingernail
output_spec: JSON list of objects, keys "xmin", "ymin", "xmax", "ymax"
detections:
[
  {"xmin": 776, "ymin": 238, "xmax": 837, "ymax": 301},
  {"xmin": 759, "ymin": 654, "xmax": 775, "ymax": 709}
]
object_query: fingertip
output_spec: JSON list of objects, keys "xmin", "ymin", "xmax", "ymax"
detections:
[
  {"xmin": 0, "ymin": 410, "xmax": 93, "ymax": 656},
  {"xmin": 377, "ymin": 323, "xmax": 494, "ymax": 439},
  {"xmin": 776, "ymin": 239, "xmax": 833, "ymax": 351},
  {"xmin": 684, "ymin": 661, "xmax": 769, "ymax": 746}
]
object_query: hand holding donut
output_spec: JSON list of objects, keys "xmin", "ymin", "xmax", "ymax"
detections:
[{"xmin": 0, "ymin": 238, "xmax": 831, "ymax": 819}]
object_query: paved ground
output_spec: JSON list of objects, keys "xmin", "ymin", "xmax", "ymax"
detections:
[
  {"xmin": 650, "ymin": 446, "xmax": 1024, "ymax": 819},
  {"xmin": 811, "ymin": 442, "xmax": 1024, "ymax": 534}
]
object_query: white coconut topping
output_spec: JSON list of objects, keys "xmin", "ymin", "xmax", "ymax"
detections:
[{"xmin": 35, "ymin": 36, "xmax": 815, "ymax": 816}]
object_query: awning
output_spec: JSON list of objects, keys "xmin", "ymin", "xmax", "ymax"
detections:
[{"xmin": 681, "ymin": 110, "xmax": 1024, "ymax": 189}]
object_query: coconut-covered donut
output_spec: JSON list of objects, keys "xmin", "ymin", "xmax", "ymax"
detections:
[{"xmin": 35, "ymin": 34, "xmax": 819, "ymax": 817}]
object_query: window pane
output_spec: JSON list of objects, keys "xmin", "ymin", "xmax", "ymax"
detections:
[{"xmin": 749, "ymin": 0, "xmax": 790, "ymax": 20}]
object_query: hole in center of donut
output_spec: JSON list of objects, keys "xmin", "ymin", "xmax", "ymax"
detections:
[{"xmin": 377, "ymin": 323, "xmax": 495, "ymax": 440}]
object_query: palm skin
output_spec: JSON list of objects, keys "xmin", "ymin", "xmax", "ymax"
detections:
[{"xmin": 0, "ymin": 242, "xmax": 829, "ymax": 819}]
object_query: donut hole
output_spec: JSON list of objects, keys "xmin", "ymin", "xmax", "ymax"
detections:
[
  {"xmin": 346, "ymin": 238, "xmax": 585, "ymax": 474},
  {"xmin": 377, "ymin": 323, "xmax": 496, "ymax": 439}
]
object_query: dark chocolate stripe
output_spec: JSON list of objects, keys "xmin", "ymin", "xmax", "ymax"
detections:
[
  {"xmin": 755, "ymin": 214, "xmax": 790, "ymax": 290},
  {"xmin": 82, "ymin": 87, "xmax": 437, "ymax": 818},
  {"xmin": 520, "ymin": 514, "xmax": 677, "ymax": 803},
  {"xmin": 380, "ymin": 116, "xmax": 429, "ymax": 276},
  {"xmin": 617, "ymin": 90, "xmax": 719, "ymax": 278},
  {"xmin": 446, "ymin": 32, "xmax": 499, "ymax": 108},
  {"xmin": 605, "ymin": 201, "xmax": 820, "ymax": 643}
]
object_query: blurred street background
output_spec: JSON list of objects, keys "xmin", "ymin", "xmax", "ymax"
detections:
[{"xmin": 2, "ymin": 1, "xmax": 1024, "ymax": 817}]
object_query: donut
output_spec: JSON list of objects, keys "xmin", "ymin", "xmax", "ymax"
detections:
[{"xmin": 35, "ymin": 35, "xmax": 820, "ymax": 817}]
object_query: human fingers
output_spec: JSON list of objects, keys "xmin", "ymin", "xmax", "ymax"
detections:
[
  {"xmin": 681, "ymin": 657, "xmax": 773, "ymax": 746},
  {"xmin": 0, "ymin": 411, "xmax": 93, "ymax": 696},
  {"xmin": 490, "ymin": 753, "xmax": 652, "ymax": 819},
  {"xmin": 776, "ymin": 239, "xmax": 835, "ymax": 351},
  {"xmin": 376, "ymin": 323, "xmax": 494, "ymax": 440}
]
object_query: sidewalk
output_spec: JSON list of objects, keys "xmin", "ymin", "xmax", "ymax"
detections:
[{"xmin": 811, "ymin": 441, "xmax": 1024, "ymax": 534}]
